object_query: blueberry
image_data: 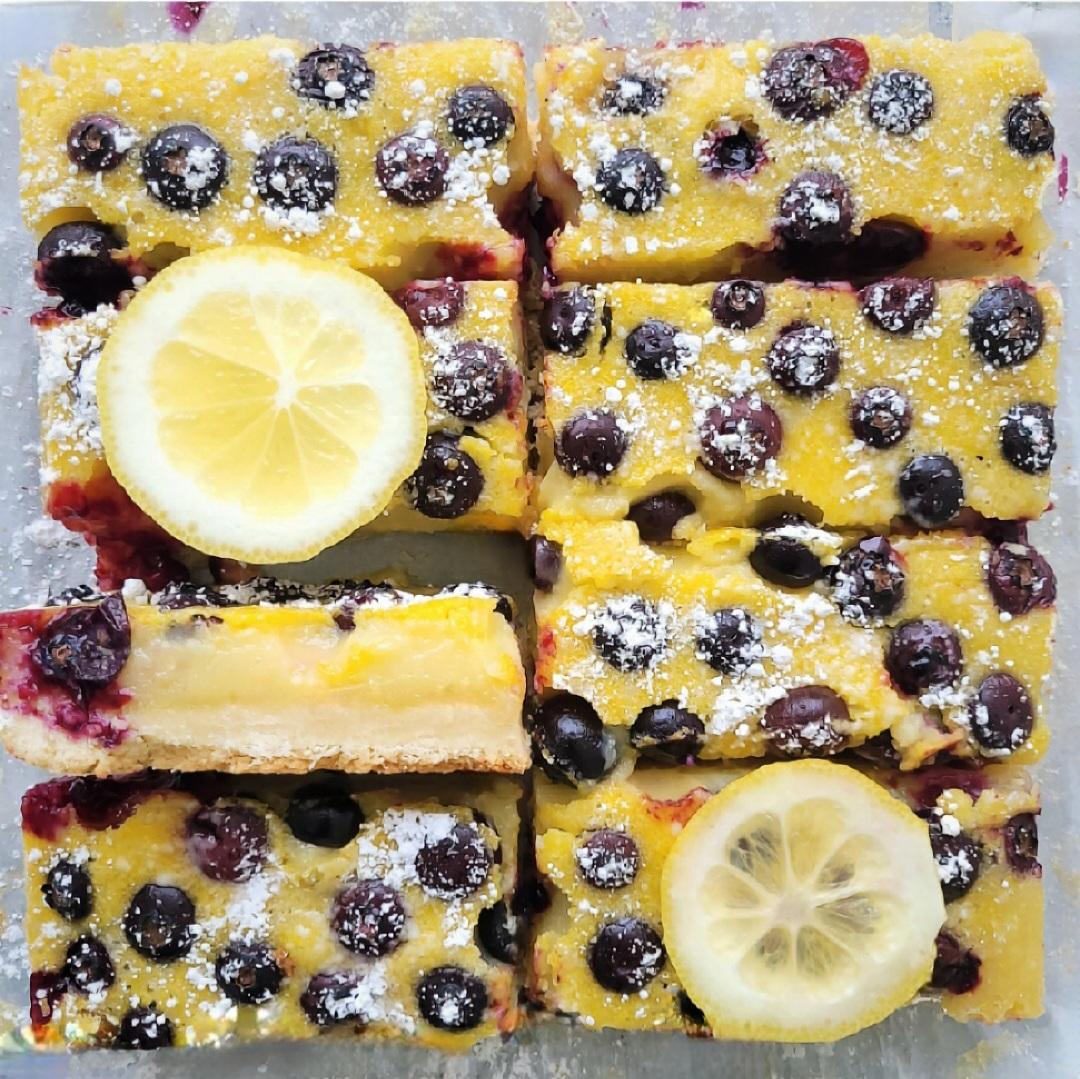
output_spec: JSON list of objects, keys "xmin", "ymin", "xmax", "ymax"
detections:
[
  {"xmin": 629, "ymin": 701, "xmax": 705, "ymax": 762},
  {"xmin": 777, "ymin": 170, "xmax": 854, "ymax": 246},
  {"xmin": 415, "ymin": 823, "xmax": 492, "ymax": 899},
  {"xmin": 29, "ymin": 969, "xmax": 65, "ymax": 1029},
  {"xmin": 969, "ymin": 673, "xmax": 1033, "ymax": 754},
  {"xmin": 215, "ymin": 939, "xmax": 283, "ymax": 1004},
  {"xmin": 294, "ymin": 44, "xmax": 375, "ymax": 110},
  {"xmin": 710, "ymin": 280, "xmax": 765, "ymax": 329},
  {"xmin": 780, "ymin": 219, "xmax": 927, "ymax": 282},
  {"xmin": 541, "ymin": 287, "xmax": 595, "ymax": 354},
  {"xmin": 899, "ymin": 454, "xmax": 964, "ymax": 528},
  {"xmin": 477, "ymin": 901, "xmax": 519, "ymax": 964},
  {"xmin": 448, "ymin": 85, "xmax": 513, "ymax": 145},
  {"xmin": 66, "ymin": 114, "xmax": 130, "ymax": 173},
  {"xmin": 115, "ymin": 1006, "xmax": 174, "ymax": 1049},
  {"xmin": 765, "ymin": 322, "xmax": 840, "ymax": 395},
  {"xmin": 31, "ymin": 595, "xmax": 131, "ymax": 696},
  {"xmin": 528, "ymin": 535, "xmax": 562, "ymax": 592},
  {"xmin": 1003, "ymin": 813, "xmax": 1040, "ymax": 875},
  {"xmin": 597, "ymin": 148, "xmax": 665, "ymax": 214},
  {"xmin": 859, "ymin": 277, "xmax": 936, "ymax": 334},
  {"xmin": 555, "ymin": 409, "xmax": 628, "ymax": 479},
  {"xmin": 123, "ymin": 883, "xmax": 196, "ymax": 960},
  {"xmin": 1000, "ymin": 403, "xmax": 1055, "ymax": 474},
  {"xmin": 931, "ymin": 932, "xmax": 981, "ymax": 994},
  {"xmin": 987, "ymin": 542, "xmax": 1056, "ymax": 615},
  {"xmin": 576, "ymin": 830, "xmax": 640, "ymax": 889},
  {"xmin": 761, "ymin": 686, "xmax": 849, "ymax": 756},
  {"xmin": 332, "ymin": 880, "xmax": 407, "ymax": 956},
  {"xmin": 430, "ymin": 340, "xmax": 512, "ymax": 421},
  {"xmin": 376, "ymin": 133, "xmax": 449, "ymax": 205},
  {"xmin": 34, "ymin": 222, "xmax": 132, "ymax": 309},
  {"xmin": 141, "ymin": 124, "xmax": 228, "ymax": 211},
  {"xmin": 285, "ymin": 786, "xmax": 363, "ymax": 848},
  {"xmin": 885, "ymin": 620, "xmax": 963, "ymax": 696},
  {"xmin": 626, "ymin": 490, "xmax": 696, "ymax": 542},
  {"xmin": 624, "ymin": 319, "xmax": 694, "ymax": 380},
  {"xmin": 64, "ymin": 935, "xmax": 115, "ymax": 995},
  {"xmin": 301, "ymin": 971, "xmax": 369, "ymax": 1026},
  {"xmin": 1005, "ymin": 96, "xmax": 1054, "ymax": 156},
  {"xmin": 698, "ymin": 396, "xmax": 782, "ymax": 480},
  {"xmin": 592, "ymin": 596, "xmax": 667, "ymax": 672},
  {"xmin": 43, "ymin": 859, "xmax": 92, "ymax": 921},
  {"xmin": 253, "ymin": 136, "xmax": 338, "ymax": 212},
  {"xmin": 850, "ymin": 386, "xmax": 912, "ymax": 448},
  {"xmin": 697, "ymin": 124, "xmax": 764, "ymax": 177},
  {"xmin": 928, "ymin": 817, "xmax": 982, "ymax": 902},
  {"xmin": 601, "ymin": 74, "xmax": 665, "ymax": 115},
  {"xmin": 393, "ymin": 281, "xmax": 465, "ymax": 329},
  {"xmin": 763, "ymin": 38, "xmax": 869, "ymax": 121},
  {"xmin": 695, "ymin": 607, "xmax": 762, "ymax": 675},
  {"xmin": 406, "ymin": 433, "xmax": 484, "ymax": 519},
  {"xmin": 186, "ymin": 804, "xmax": 268, "ymax": 883},
  {"xmin": 588, "ymin": 918, "xmax": 665, "ymax": 993},
  {"xmin": 968, "ymin": 285, "xmax": 1044, "ymax": 368},
  {"xmin": 867, "ymin": 70, "xmax": 934, "ymax": 134},
  {"xmin": 750, "ymin": 515, "xmax": 823, "ymax": 587},
  {"xmin": 831, "ymin": 537, "xmax": 907, "ymax": 622},
  {"xmin": 532, "ymin": 693, "xmax": 617, "ymax": 784},
  {"xmin": 416, "ymin": 966, "xmax": 488, "ymax": 1030}
]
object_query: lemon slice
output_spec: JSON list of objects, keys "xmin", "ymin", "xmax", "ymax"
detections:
[
  {"xmin": 661, "ymin": 761, "xmax": 944, "ymax": 1042},
  {"xmin": 98, "ymin": 246, "xmax": 426, "ymax": 563}
]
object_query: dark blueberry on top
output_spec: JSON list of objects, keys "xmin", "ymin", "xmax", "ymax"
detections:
[
  {"xmin": 576, "ymin": 830, "xmax": 640, "ymax": 889},
  {"xmin": 695, "ymin": 607, "xmax": 762, "ymax": 675},
  {"xmin": 592, "ymin": 596, "xmax": 667, "ymax": 672},
  {"xmin": 64, "ymin": 934, "xmax": 115, "ymax": 995},
  {"xmin": 899, "ymin": 454, "xmax": 964, "ymax": 528},
  {"xmin": 415, "ymin": 822, "xmax": 493, "ymax": 899},
  {"xmin": 294, "ymin": 44, "xmax": 375, "ymax": 110},
  {"xmin": 885, "ymin": 620, "xmax": 963, "ymax": 696},
  {"xmin": 867, "ymin": 70, "xmax": 934, "ymax": 134},
  {"xmin": 528, "ymin": 535, "xmax": 562, "ymax": 592},
  {"xmin": 393, "ymin": 280, "xmax": 465, "ymax": 329},
  {"xmin": 928, "ymin": 817, "xmax": 982, "ymax": 902},
  {"xmin": 625, "ymin": 319, "xmax": 695, "ymax": 380},
  {"xmin": 34, "ymin": 221, "xmax": 131, "ymax": 311},
  {"xmin": 711, "ymin": 280, "xmax": 765, "ymax": 330},
  {"xmin": 1003, "ymin": 813, "xmax": 1041, "ymax": 875},
  {"xmin": 750, "ymin": 515, "xmax": 823, "ymax": 588},
  {"xmin": 850, "ymin": 386, "xmax": 912, "ymax": 448},
  {"xmin": 597, "ymin": 148, "xmax": 665, "ymax": 215},
  {"xmin": 284, "ymin": 786, "xmax": 363, "ymax": 848},
  {"xmin": 186, "ymin": 804, "xmax": 268, "ymax": 883},
  {"xmin": 777, "ymin": 170, "xmax": 854, "ymax": 247},
  {"xmin": 416, "ymin": 966, "xmax": 488, "ymax": 1030},
  {"xmin": 765, "ymin": 322, "xmax": 840, "ymax": 395},
  {"xmin": 761, "ymin": 686, "xmax": 849, "ymax": 757},
  {"xmin": 67, "ymin": 114, "xmax": 130, "ymax": 173},
  {"xmin": 376, "ymin": 133, "xmax": 449, "ymax": 205},
  {"xmin": 969, "ymin": 673, "xmax": 1033, "ymax": 754},
  {"xmin": 301, "ymin": 970, "xmax": 369, "ymax": 1027},
  {"xmin": 601, "ymin": 73, "xmax": 665, "ymax": 115},
  {"xmin": 968, "ymin": 285, "xmax": 1044, "ymax": 369},
  {"xmin": 588, "ymin": 917, "xmax": 665, "ymax": 993},
  {"xmin": 988, "ymin": 542, "xmax": 1056, "ymax": 616},
  {"xmin": 627, "ymin": 490, "xmax": 696, "ymax": 543},
  {"xmin": 123, "ymin": 883, "xmax": 196, "ymax": 960},
  {"xmin": 532, "ymin": 693, "xmax": 617, "ymax": 784},
  {"xmin": 43, "ymin": 859, "xmax": 92, "ymax": 921},
  {"xmin": 630, "ymin": 701, "xmax": 706, "ymax": 762},
  {"xmin": 430, "ymin": 340, "xmax": 512, "ymax": 421},
  {"xmin": 697, "ymin": 123, "xmax": 764, "ymax": 177},
  {"xmin": 859, "ymin": 277, "xmax": 937, "ymax": 335},
  {"xmin": 763, "ymin": 38, "xmax": 869, "ymax": 121},
  {"xmin": 115, "ymin": 1006, "xmax": 175, "ymax": 1049},
  {"xmin": 477, "ymin": 901, "xmax": 519, "ymax": 964},
  {"xmin": 931, "ymin": 932, "xmax": 981, "ymax": 995},
  {"xmin": 141, "ymin": 124, "xmax": 228, "ymax": 211},
  {"xmin": 1000, "ymin": 403, "xmax": 1055, "ymax": 474},
  {"xmin": 448, "ymin": 85, "xmax": 514, "ymax": 145},
  {"xmin": 555, "ymin": 409, "xmax": 628, "ymax": 479},
  {"xmin": 541, "ymin": 287, "xmax": 595, "ymax": 354},
  {"xmin": 332, "ymin": 880, "xmax": 407, "ymax": 956},
  {"xmin": 406, "ymin": 433, "xmax": 484, "ymax": 519},
  {"xmin": 1005, "ymin": 95, "xmax": 1055, "ymax": 157},
  {"xmin": 32, "ymin": 594, "xmax": 131, "ymax": 696},
  {"xmin": 253, "ymin": 136, "xmax": 338, "ymax": 212},
  {"xmin": 699, "ymin": 396, "xmax": 783, "ymax": 480},
  {"xmin": 215, "ymin": 939, "xmax": 284, "ymax": 1004}
]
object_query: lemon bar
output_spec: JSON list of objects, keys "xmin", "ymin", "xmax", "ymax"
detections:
[
  {"xmin": 20, "ymin": 37, "xmax": 532, "ymax": 287},
  {"xmin": 0, "ymin": 582, "xmax": 528, "ymax": 776},
  {"xmin": 531, "ymin": 516, "xmax": 1053, "ymax": 773},
  {"xmin": 537, "ymin": 34, "xmax": 1055, "ymax": 283},
  {"xmin": 537, "ymin": 279, "xmax": 1059, "ymax": 530},
  {"xmin": 23, "ymin": 771, "xmax": 523, "ymax": 1050},
  {"xmin": 530, "ymin": 762, "xmax": 1042, "ymax": 1032}
]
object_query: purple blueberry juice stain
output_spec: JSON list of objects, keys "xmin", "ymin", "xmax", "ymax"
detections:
[{"xmin": 167, "ymin": 1, "xmax": 208, "ymax": 34}]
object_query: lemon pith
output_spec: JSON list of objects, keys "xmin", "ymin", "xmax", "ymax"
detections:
[
  {"xmin": 661, "ymin": 760, "xmax": 945, "ymax": 1042},
  {"xmin": 98, "ymin": 246, "xmax": 426, "ymax": 562}
]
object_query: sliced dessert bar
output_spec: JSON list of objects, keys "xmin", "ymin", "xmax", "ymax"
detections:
[
  {"xmin": 537, "ymin": 278, "xmax": 1059, "ymax": 530},
  {"xmin": 0, "ymin": 580, "xmax": 528, "ymax": 775},
  {"xmin": 21, "ymin": 37, "xmax": 532, "ymax": 287},
  {"xmin": 537, "ymin": 34, "xmax": 1055, "ymax": 283},
  {"xmin": 23, "ymin": 772, "xmax": 523, "ymax": 1049}
]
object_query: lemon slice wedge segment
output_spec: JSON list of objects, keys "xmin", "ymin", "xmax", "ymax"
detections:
[
  {"xmin": 98, "ymin": 246, "xmax": 426, "ymax": 563},
  {"xmin": 661, "ymin": 760, "xmax": 944, "ymax": 1042}
]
